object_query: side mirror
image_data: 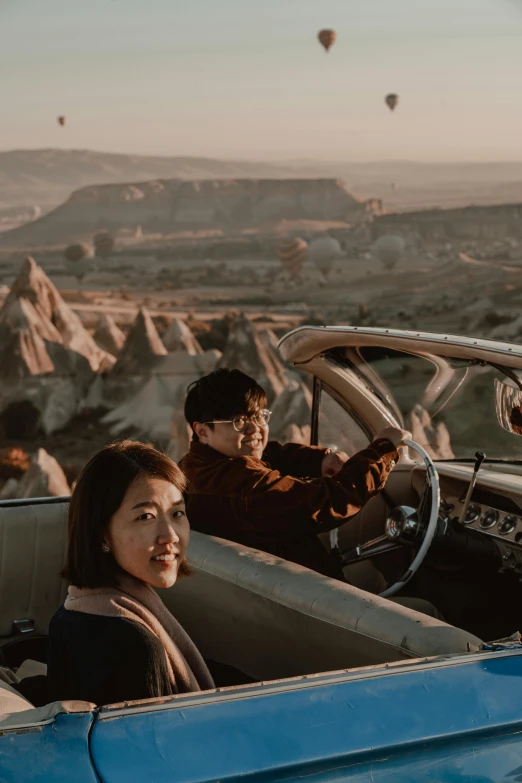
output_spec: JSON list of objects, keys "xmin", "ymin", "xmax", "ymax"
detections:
[{"xmin": 495, "ymin": 377, "xmax": 522, "ymax": 435}]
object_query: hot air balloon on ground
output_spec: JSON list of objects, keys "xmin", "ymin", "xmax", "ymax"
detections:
[
  {"xmin": 385, "ymin": 94, "xmax": 399, "ymax": 112},
  {"xmin": 309, "ymin": 236, "xmax": 342, "ymax": 278},
  {"xmin": 277, "ymin": 238, "xmax": 308, "ymax": 280},
  {"xmin": 318, "ymin": 29, "xmax": 336, "ymax": 52},
  {"xmin": 373, "ymin": 234, "xmax": 405, "ymax": 271},
  {"xmin": 57, "ymin": 116, "xmax": 66, "ymax": 127},
  {"xmin": 94, "ymin": 231, "xmax": 115, "ymax": 262},
  {"xmin": 63, "ymin": 242, "xmax": 92, "ymax": 283}
]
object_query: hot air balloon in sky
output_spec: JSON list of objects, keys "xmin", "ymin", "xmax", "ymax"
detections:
[
  {"xmin": 318, "ymin": 29, "xmax": 336, "ymax": 52},
  {"xmin": 57, "ymin": 116, "xmax": 66, "ymax": 127},
  {"xmin": 277, "ymin": 238, "xmax": 308, "ymax": 280},
  {"xmin": 385, "ymin": 94, "xmax": 399, "ymax": 112}
]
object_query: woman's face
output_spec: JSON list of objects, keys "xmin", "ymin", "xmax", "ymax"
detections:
[{"xmin": 105, "ymin": 474, "xmax": 190, "ymax": 589}]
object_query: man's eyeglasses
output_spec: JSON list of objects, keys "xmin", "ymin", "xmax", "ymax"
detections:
[{"xmin": 204, "ymin": 409, "xmax": 271, "ymax": 433}]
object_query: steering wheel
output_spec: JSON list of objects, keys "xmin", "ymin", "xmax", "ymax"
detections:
[{"xmin": 339, "ymin": 439, "xmax": 441, "ymax": 598}]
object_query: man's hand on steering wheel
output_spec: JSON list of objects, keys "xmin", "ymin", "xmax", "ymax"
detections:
[
  {"xmin": 321, "ymin": 429, "xmax": 411, "ymax": 477},
  {"xmin": 375, "ymin": 427, "xmax": 412, "ymax": 450},
  {"xmin": 321, "ymin": 451, "xmax": 349, "ymax": 477}
]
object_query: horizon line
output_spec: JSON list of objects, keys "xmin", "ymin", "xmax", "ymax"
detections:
[{"xmin": 2, "ymin": 147, "xmax": 522, "ymax": 167}]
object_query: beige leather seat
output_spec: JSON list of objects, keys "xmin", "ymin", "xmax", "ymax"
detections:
[
  {"xmin": 166, "ymin": 531, "xmax": 483, "ymax": 681},
  {"xmin": 0, "ymin": 500, "xmax": 482, "ymax": 688},
  {"xmin": 0, "ymin": 676, "xmax": 93, "ymax": 731},
  {"xmin": 0, "ymin": 501, "xmax": 68, "ymax": 644},
  {"xmin": 0, "ymin": 670, "xmax": 94, "ymax": 731},
  {"xmin": 0, "ymin": 677, "xmax": 33, "ymax": 716}
]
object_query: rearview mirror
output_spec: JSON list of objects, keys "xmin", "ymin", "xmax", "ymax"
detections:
[{"xmin": 495, "ymin": 377, "xmax": 522, "ymax": 435}]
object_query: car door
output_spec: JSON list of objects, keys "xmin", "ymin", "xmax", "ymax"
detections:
[{"xmin": 89, "ymin": 651, "xmax": 522, "ymax": 783}]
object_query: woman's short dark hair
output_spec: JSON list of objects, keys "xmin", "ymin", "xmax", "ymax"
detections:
[
  {"xmin": 185, "ymin": 369, "xmax": 267, "ymax": 441},
  {"xmin": 63, "ymin": 440, "xmax": 188, "ymax": 589}
]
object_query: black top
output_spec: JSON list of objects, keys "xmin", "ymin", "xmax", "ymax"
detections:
[{"xmin": 48, "ymin": 606, "xmax": 174, "ymax": 706}]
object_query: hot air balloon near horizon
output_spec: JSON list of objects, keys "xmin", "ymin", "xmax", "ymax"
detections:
[
  {"xmin": 277, "ymin": 237, "xmax": 308, "ymax": 280},
  {"xmin": 309, "ymin": 236, "xmax": 342, "ymax": 278},
  {"xmin": 385, "ymin": 94, "xmax": 399, "ymax": 112},
  {"xmin": 57, "ymin": 116, "xmax": 66, "ymax": 127},
  {"xmin": 373, "ymin": 234, "xmax": 405, "ymax": 271},
  {"xmin": 318, "ymin": 29, "xmax": 336, "ymax": 52},
  {"xmin": 64, "ymin": 242, "xmax": 92, "ymax": 283},
  {"xmin": 94, "ymin": 231, "xmax": 115, "ymax": 261}
]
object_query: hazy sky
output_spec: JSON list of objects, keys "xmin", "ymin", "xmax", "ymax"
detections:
[{"xmin": 2, "ymin": 0, "xmax": 522, "ymax": 161}]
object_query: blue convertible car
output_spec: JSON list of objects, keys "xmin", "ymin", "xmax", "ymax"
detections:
[{"xmin": 2, "ymin": 326, "xmax": 522, "ymax": 782}]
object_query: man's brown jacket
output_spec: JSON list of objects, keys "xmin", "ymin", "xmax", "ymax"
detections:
[{"xmin": 179, "ymin": 438, "xmax": 398, "ymax": 580}]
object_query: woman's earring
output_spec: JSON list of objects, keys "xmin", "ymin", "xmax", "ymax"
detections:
[{"xmin": 101, "ymin": 544, "xmax": 110, "ymax": 553}]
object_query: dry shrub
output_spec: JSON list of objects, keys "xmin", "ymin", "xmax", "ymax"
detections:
[
  {"xmin": 0, "ymin": 447, "xmax": 30, "ymax": 480},
  {"xmin": 189, "ymin": 311, "xmax": 238, "ymax": 352},
  {"xmin": 153, "ymin": 314, "xmax": 173, "ymax": 336}
]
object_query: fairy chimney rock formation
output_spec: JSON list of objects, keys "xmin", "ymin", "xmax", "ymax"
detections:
[
  {"xmin": 0, "ymin": 297, "xmax": 57, "ymax": 377},
  {"xmin": 94, "ymin": 314, "xmax": 126, "ymax": 356},
  {"xmin": 111, "ymin": 307, "xmax": 167, "ymax": 376},
  {"xmin": 162, "ymin": 318, "xmax": 203, "ymax": 355},
  {"xmin": 270, "ymin": 380, "xmax": 313, "ymax": 440},
  {"xmin": 410, "ymin": 405, "xmax": 455, "ymax": 460},
  {"xmin": 1, "ymin": 256, "xmax": 112, "ymax": 374},
  {"xmin": 218, "ymin": 314, "xmax": 287, "ymax": 403}
]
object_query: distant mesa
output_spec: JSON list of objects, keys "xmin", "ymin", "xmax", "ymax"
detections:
[
  {"xmin": 0, "ymin": 178, "xmax": 380, "ymax": 248},
  {"xmin": 371, "ymin": 203, "xmax": 522, "ymax": 243}
]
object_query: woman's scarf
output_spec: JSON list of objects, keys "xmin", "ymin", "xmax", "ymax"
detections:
[{"xmin": 64, "ymin": 573, "xmax": 214, "ymax": 694}]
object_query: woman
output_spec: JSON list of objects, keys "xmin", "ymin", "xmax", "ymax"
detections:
[{"xmin": 48, "ymin": 440, "xmax": 214, "ymax": 707}]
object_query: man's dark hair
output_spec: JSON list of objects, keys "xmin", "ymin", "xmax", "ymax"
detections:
[
  {"xmin": 63, "ymin": 440, "xmax": 188, "ymax": 588},
  {"xmin": 185, "ymin": 369, "xmax": 267, "ymax": 441}
]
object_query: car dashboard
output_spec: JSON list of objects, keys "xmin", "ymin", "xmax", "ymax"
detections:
[{"xmin": 413, "ymin": 461, "xmax": 522, "ymax": 575}]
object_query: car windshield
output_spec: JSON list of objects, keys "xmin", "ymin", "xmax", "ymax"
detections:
[{"xmin": 331, "ymin": 345, "xmax": 522, "ymax": 462}]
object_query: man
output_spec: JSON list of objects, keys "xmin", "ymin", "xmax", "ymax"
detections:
[{"xmin": 179, "ymin": 368, "xmax": 410, "ymax": 580}]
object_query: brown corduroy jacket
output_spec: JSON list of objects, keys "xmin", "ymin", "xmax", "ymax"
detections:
[{"xmin": 179, "ymin": 438, "xmax": 398, "ymax": 580}]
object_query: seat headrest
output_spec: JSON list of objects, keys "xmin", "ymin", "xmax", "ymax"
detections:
[{"xmin": 0, "ymin": 502, "xmax": 69, "ymax": 636}]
